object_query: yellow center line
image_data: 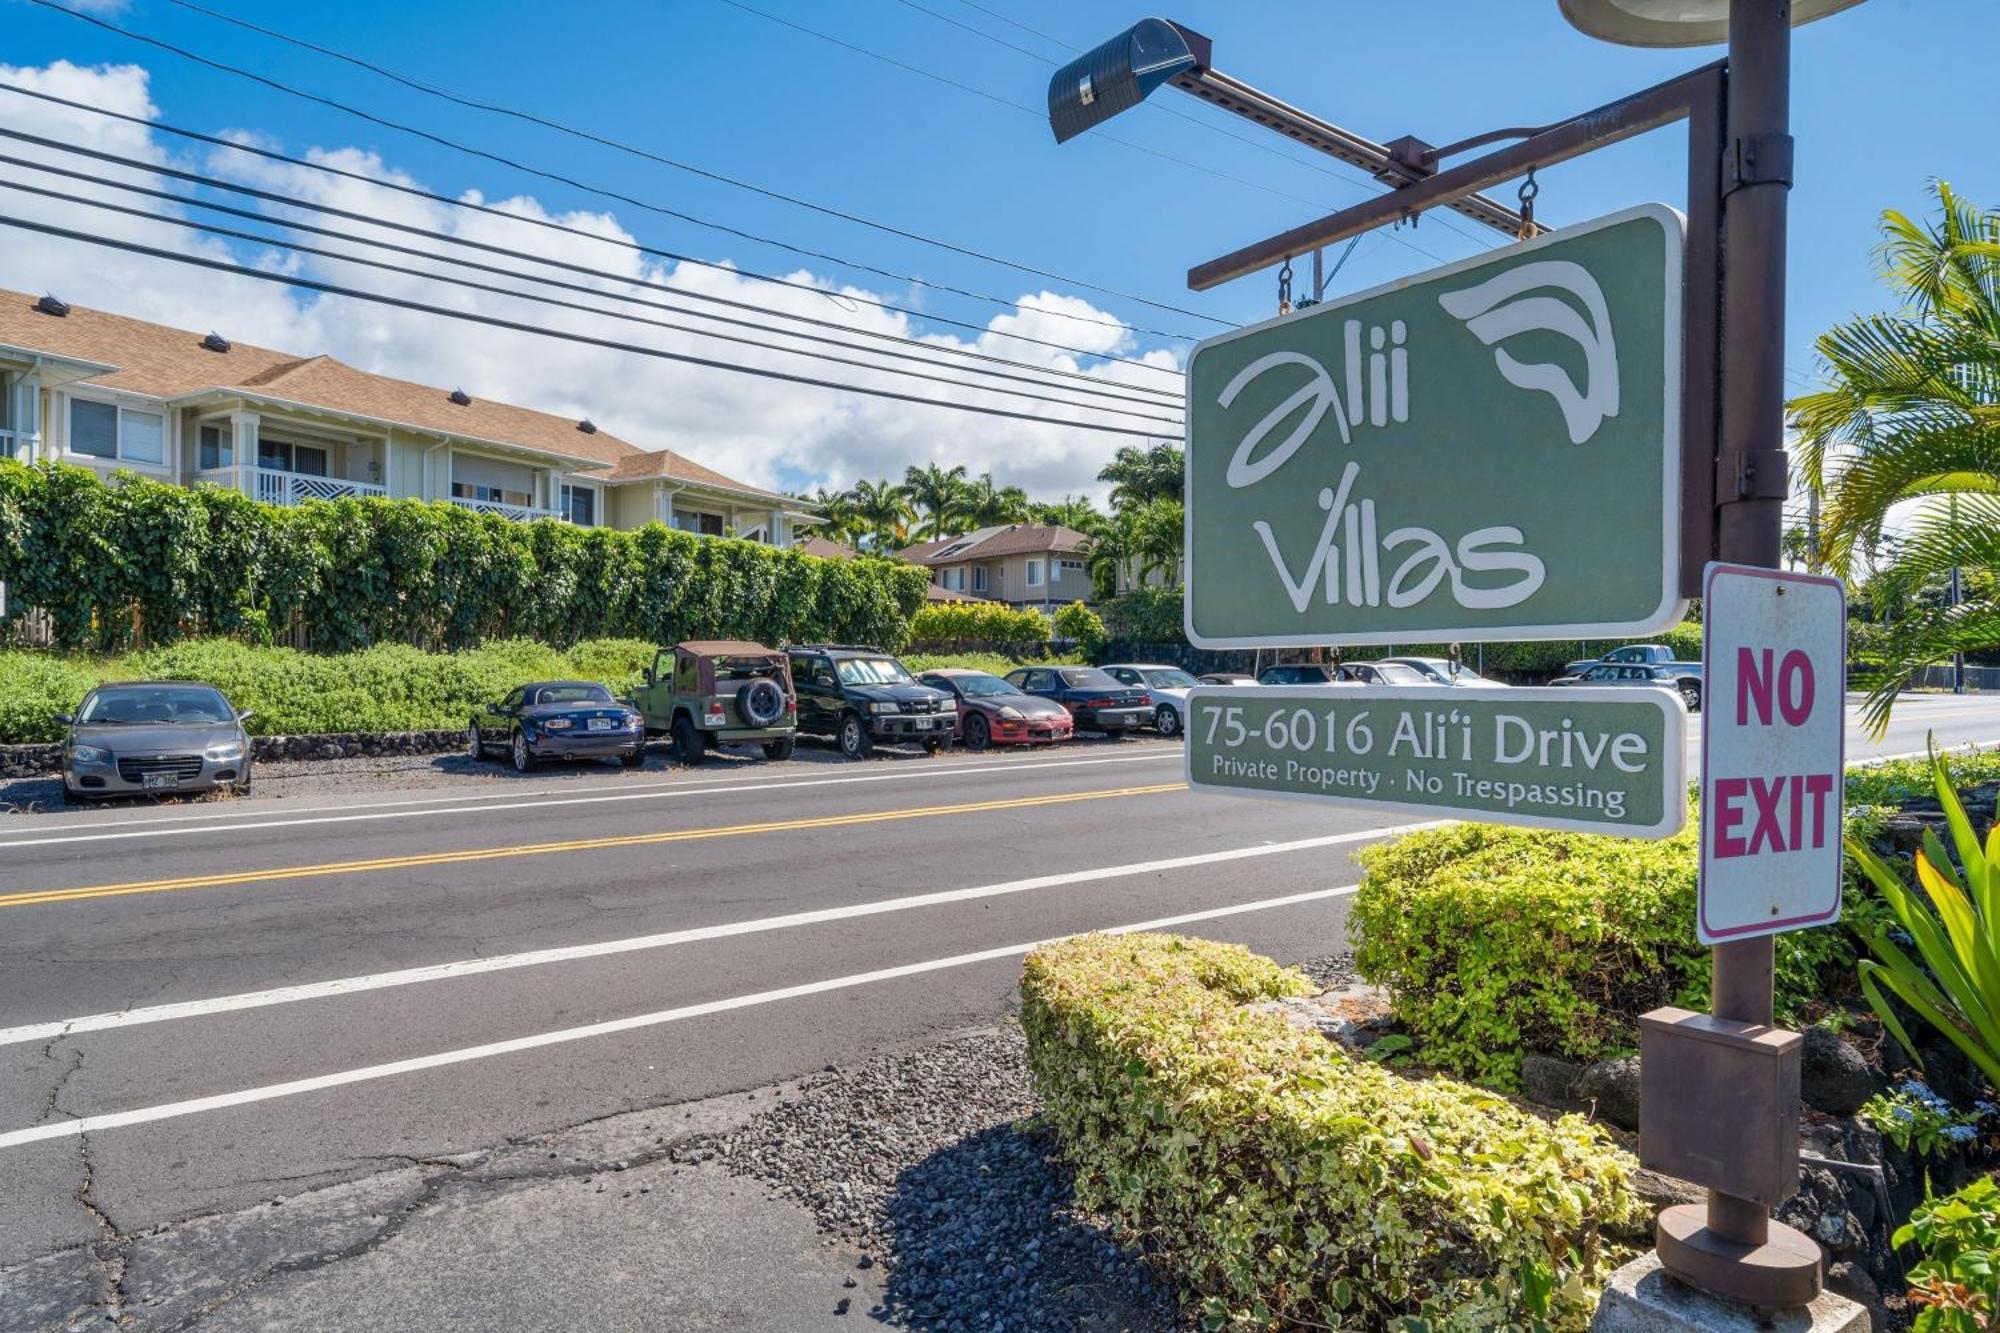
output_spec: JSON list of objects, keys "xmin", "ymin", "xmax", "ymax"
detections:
[{"xmin": 0, "ymin": 782, "xmax": 1187, "ymax": 911}]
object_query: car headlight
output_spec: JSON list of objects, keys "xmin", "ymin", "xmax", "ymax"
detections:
[
  {"xmin": 70, "ymin": 743, "xmax": 112, "ymax": 765},
  {"xmin": 544, "ymin": 718, "xmax": 573, "ymax": 730},
  {"xmin": 868, "ymin": 701, "xmax": 899, "ymax": 715},
  {"xmin": 997, "ymin": 706, "xmax": 1024, "ymax": 721},
  {"xmin": 204, "ymin": 741, "xmax": 245, "ymax": 762}
]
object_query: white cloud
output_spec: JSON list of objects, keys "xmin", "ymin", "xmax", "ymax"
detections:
[{"xmin": 0, "ymin": 61, "xmax": 1186, "ymax": 503}]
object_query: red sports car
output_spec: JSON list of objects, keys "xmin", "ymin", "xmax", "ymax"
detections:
[{"xmin": 917, "ymin": 669, "xmax": 1075, "ymax": 750}]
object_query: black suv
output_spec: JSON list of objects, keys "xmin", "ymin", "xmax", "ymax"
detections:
[{"xmin": 786, "ymin": 646, "xmax": 958, "ymax": 759}]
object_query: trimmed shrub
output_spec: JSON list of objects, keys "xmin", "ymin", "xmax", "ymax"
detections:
[
  {"xmin": 1021, "ymin": 933, "xmax": 1646, "ymax": 1331},
  {"xmin": 901, "ymin": 601, "xmax": 1050, "ymax": 649},
  {"xmin": 0, "ymin": 461, "xmax": 928, "ymax": 653},
  {"xmin": 0, "ymin": 653, "xmax": 102, "ymax": 744},
  {"xmin": 900, "ymin": 651, "xmax": 1080, "ymax": 678},
  {"xmin": 1102, "ymin": 586, "xmax": 1183, "ymax": 643},
  {"xmin": 1051, "ymin": 600, "xmax": 1107, "ymax": 653}
]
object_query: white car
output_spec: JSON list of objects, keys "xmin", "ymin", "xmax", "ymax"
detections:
[
  {"xmin": 1379, "ymin": 656, "xmax": 1510, "ymax": 687},
  {"xmin": 1100, "ymin": 663, "xmax": 1202, "ymax": 738}
]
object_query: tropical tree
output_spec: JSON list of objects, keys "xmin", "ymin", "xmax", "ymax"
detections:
[
  {"xmin": 1130, "ymin": 497, "xmax": 1185, "ymax": 587},
  {"xmin": 850, "ymin": 478, "xmax": 914, "ymax": 552},
  {"xmin": 902, "ymin": 462, "xmax": 970, "ymax": 542},
  {"xmin": 1085, "ymin": 508, "xmax": 1140, "ymax": 600},
  {"xmin": 1033, "ymin": 494, "xmax": 1103, "ymax": 534},
  {"xmin": 961, "ymin": 472, "xmax": 1032, "ymax": 528},
  {"xmin": 803, "ymin": 486, "xmax": 862, "ymax": 546},
  {"xmin": 1788, "ymin": 183, "xmax": 2000, "ymax": 732},
  {"xmin": 1096, "ymin": 442, "xmax": 1184, "ymax": 510}
]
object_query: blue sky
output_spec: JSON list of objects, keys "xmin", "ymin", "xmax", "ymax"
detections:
[{"xmin": 0, "ymin": 0, "xmax": 1986, "ymax": 497}]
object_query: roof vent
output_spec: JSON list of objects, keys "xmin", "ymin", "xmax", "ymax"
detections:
[
  {"xmin": 201, "ymin": 331, "xmax": 231, "ymax": 353},
  {"xmin": 34, "ymin": 293, "xmax": 69, "ymax": 317},
  {"xmin": 576, "ymin": 418, "xmax": 597, "ymax": 434},
  {"xmin": 448, "ymin": 388, "xmax": 472, "ymax": 406}
]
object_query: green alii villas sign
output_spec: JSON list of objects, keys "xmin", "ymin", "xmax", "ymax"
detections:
[
  {"xmin": 1185, "ymin": 685, "xmax": 1687, "ymax": 838},
  {"xmin": 1184, "ymin": 205, "xmax": 1687, "ymax": 647}
]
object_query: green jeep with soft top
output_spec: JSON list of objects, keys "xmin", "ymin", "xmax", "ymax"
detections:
[{"xmin": 634, "ymin": 641, "xmax": 797, "ymax": 764}]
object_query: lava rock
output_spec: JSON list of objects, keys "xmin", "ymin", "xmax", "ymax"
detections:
[
  {"xmin": 1800, "ymin": 1026, "xmax": 1878, "ymax": 1116},
  {"xmin": 1577, "ymin": 1056, "xmax": 1642, "ymax": 1131},
  {"xmin": 1520, "ymin": 1055, "xmax": 1586, "ymax": 1110}
]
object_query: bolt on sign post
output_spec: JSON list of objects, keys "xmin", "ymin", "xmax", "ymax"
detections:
[{"xmin": 1184, "ymin": 206, "xmax": 1687, "ymax": 649}]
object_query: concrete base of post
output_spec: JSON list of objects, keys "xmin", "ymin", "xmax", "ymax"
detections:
[{"xmin": 1592, "ymin": 1254, "xmax": 1867, "ymax": 1333}]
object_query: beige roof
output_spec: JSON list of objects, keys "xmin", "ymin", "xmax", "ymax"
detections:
[
  {"xmin": 794, "ymin": 535, "xmax": 860, "ymax": 560},
  {"xmin": 0, "ymin": 289, "xmax": 784, "ymax": 500},
  {"xmin": 900, "ymin": 524, "xmax": 1091, "ymax": 566}
]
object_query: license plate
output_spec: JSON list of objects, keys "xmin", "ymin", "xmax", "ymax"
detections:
[
  {"xmin": 142, "ymin": 771, "xmax": 180, "ymax": 790},
  {"xmin": 587, "ymin": 717, "xmax": 614, "ymax": 731},
  {"xmin": 923, "ymin": 717, "xmax": 947, "ymax": 729}
]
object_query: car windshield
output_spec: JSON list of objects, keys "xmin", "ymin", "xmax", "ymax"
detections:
[
  {"xmin": 951, "ymin": 673, "xmax": 1017, "ymax": 698},
  {"xmin": 1371, "ymin": 663, "xmax": 1430, "ymax": 685},
  {"xmin": 1059, "ymin": 668, "xmax": 1120, "ymax": 689},
  {"xmin": 1141, "ymin": 669, "xmax": 1199, "ymax": 690},
  {"xmin": 81, "ymin": 685, "xmax": 233, "ymax": 725},
  {"xmin": 533, "ymin": 684, "xmax": 612, "ymax": 705},
  {"xmin": 836, "ymin": 657, "xmax": 914, "ymax": 686}
]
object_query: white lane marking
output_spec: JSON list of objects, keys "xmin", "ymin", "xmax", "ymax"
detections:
[
  {"xmin": 1852, "ymin": 740, "xmax": 1995, "ymax": 765},
  {"xmin": 0, "ymin": 751, "xmax": 1180, "ymax": 850},
  {"xmin": 0, "ymin": 881, "xmax": 1360, "ymax": 1149},
  {"xmin": 0, "ymin": 823, "xmax": 1428, "ymax": 1048}
]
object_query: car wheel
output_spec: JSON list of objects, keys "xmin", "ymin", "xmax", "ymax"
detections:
[
  {"xmin": 1680, "ymin": 682, "xmax": 1702, "ymax": 713},
  {"xmin": 671, "ymin": 715, "xmax": 705, "ymax": 765},
  {"xmin": 235, "ymin": 767, "xmax": 253, "ymax": 797},
  {"xmin": 837, "ymin": 713, "xmax": 872, "ymax": 761},
  {"xmin": 620, "ymin": 744, "xmax": 646, "ymax": 768},
  {"xmin": 467, "ymin": 722, "xmax": 485, "ymax": 761},
  {"xmin": 763, "ymin": 735, "xmax": 796, "ymax": 762},
  {"xmin": 924, "ymin": 738, "xmax": 946, "ymax": 756},
  {"xmin": 1154, "ymin": 704, "xmax": 1182, "ymax": 738},
  {"xmin": 963, "ymin": 713, "xmax": 991, "ymax": 752},
  {"xmin": 511, "ymin": 731, "xmax": 536, "ymax": 773}
]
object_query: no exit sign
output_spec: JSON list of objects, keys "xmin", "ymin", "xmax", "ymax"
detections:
[{"xmin": 1697, "ymin": 563, "xmax": 1848, "ymax": 945}]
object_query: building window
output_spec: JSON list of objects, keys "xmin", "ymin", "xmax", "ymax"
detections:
[
  {"xmin": 452, "ymin": 481, "xmax": 531, "ymax": 507},
  {"xmin": 258, "ymin": 439, "xmax": 329, "ymax": 476},
  {"xmin": 1026, "ymin": 559, "xmax": 1045, "ymax": 588},
  {"xmin": 69, "ymin": 399, "xmax": 166, "ymax": 465},
  {"xmin": 973, "ymin": 566, "xmax": 987, "ymax": 592},
  {"xmin": 674, "ymin": 510, "xmax": 725, "ymax": 537},
  {"xmin": 1059, "ymin": 558, "xmax": 1084, "ymax": 575},
  {"xmin": 198, "ymin": 424, "xmax": 232, "ymax": 470},
  {"xmin": 561, "ymin": 484, "xmax": 597, "ymax": 526}
]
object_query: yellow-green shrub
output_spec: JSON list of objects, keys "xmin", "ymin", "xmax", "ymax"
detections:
[
  {"xmin": 1020, "ymin": 933, "xmax": 1645, "ymax": 1332},
  {"xmin": 901, "ymin": 601, "xmax": 1050, "ymax": 648}
]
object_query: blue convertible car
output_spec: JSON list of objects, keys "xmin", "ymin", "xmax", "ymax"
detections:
[{"xmin": 469, "ymin": 680, "xmax": 646, "ymax": 772}]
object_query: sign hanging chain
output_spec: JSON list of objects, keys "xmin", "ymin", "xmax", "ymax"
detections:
[
  {"xmin": 1277, "ymin": 257, "xmax": 1293, "ymax": 315},
  {"xmin": 1515, "ymin": 167, "xmax": 1539, "ymax": 241}
]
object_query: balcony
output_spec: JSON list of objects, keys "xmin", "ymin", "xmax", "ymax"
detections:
[
  {"xmin": 0, "ymin": 428, "xmax": 30, "ymax": 461},
  {"xmin": 249, "ymin": 468, "xmax": 387, "ymax": 506},
  {"xmin": 448, "ymin": 495, "xmax": 561, "ymax": 523}
]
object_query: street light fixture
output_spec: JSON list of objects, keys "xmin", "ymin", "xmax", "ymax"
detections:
[
  {"xmin": 1047, "ymin": 18, "xmax": 1205, "ymax": 144},
  {"xmin": 1558, "ymin": 0, "xmax": 1868, "ymax": 46}
]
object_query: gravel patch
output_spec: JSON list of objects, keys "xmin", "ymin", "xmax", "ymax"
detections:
[
  {"xmin": 704, "ymin": 1027, "xmax": 1176, "ymax": 1332},
  {"xmin": 1296, "ymin": 952, "xmax": 1358, "ymax": 989}
]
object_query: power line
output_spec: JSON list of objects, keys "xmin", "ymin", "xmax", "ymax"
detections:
[
  {"xmin": 0, "ymin": 177, "xmax": 1185, "ymax": 426},
  {"xmin": 0, "ymin": 148, "xmax": 1183, "ymax": 411},
  {"xmin": 154, "ymin": 0, "xmax": 1230, "ymax": 330},
  {"xmin": 21, "ymin": 0, "xmax": 1213, "ymax": 343},
  {"xmin": 0, "ymin": 84, "xmax": 1186, "ymax": 379},
  {"xmin": 0, "ymin": 212, "xmax": 1182, "ymax": 439}
]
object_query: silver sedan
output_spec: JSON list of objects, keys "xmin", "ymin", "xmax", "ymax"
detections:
[{"xmin": 62, "ymin": 681, "xmax": 254, "ymax": 801}]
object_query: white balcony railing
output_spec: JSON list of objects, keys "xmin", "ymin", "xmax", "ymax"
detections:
[
  {"xmin": 249, "ymin": 468, "xmax": 387, "ymax": 506},
  {"xmin": 448, "ymin": 495, "xmax": 561, "ymax": 523},
  {"xmin": 0, "ymin": 428, "xmax": 30, "ymax": 461}
]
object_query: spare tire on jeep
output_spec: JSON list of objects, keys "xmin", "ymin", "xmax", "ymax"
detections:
[{"xmin": 737, "ymin": 677, "xmax": 785, "ymax": 727}]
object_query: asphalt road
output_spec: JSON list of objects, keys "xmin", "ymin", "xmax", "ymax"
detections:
[{"xmin": 1, "ymin": 690, "xmax": 1997, "ymax": 1321}]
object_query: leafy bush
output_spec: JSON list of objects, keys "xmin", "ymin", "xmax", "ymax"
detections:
[
  {"xmin": 0, "ymin": 461, "xmax": 927, "ymax": 653},
  {"xmin": 1351, "ymin": 809, "xmax": 1866, "ymax": 1087},
  {"xmin": 0, "ymin": 637, "xmax": 664, "ymax": 740},
  {"xmin": 901, "ymin": 601, "xmax": 1050, "ymax": 649},
  {"xmin": 1050, "ymin": 600, "xmax": 1106, "ymax": 652},
  {"xmin": 900, "ymin": 651, "xmax": 1079, "ymax": 678},
  {"xmin": 1021, "ymin": 933, "xmax": 1645, "ymax": 1331},
  {"xmin": 1898, "ymin": 1175, "xmax": 2000, "ymax": 1331},
  {"xmin": 1101, "ymin": 586, "xmax": 1183, "ymax": 643}
]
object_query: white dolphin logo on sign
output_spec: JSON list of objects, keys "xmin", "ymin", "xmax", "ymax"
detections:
[{"xmin": 1437, "ymin": 259, "xmax": 1619, "ymax": 445}]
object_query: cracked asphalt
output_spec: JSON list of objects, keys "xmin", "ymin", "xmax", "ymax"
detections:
[{"xmin": 2, "ymin": 696, "xmax": 1996, "ymax": 1330}]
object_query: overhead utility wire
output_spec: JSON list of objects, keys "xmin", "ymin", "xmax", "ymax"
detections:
[
  {"xmin": 21, "ymin": 0, "xmax": 1208, "ymax": 344},
  {"xmin": 0, "ymin": 179, "xmax": 1183, "ymax": 426},
  {"xmin": 0, "ymin": 212, "xmax": 1181, "ymax": 440},
  {"xmin": 0, "ymin": 151, "xmax": 1181, "ymax": 409},
  {"xmin": 0, "ymin": 87, "xmax": 1184, "ymax": 381},
  {"xmin": 721, "ymin": 0, "xmax": 1460, "ymax": 268},
  {"xmin": 0, "ymin": 132, "xmax": 1178, "ymax": 407},
  {"xmin": 156, "ymin": 0, "xmax": 1228, "ymax": 329}
]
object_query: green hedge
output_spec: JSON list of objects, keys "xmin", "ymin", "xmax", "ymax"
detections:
[
  {"xmin": 0, "ymin": 637, "xmax": 657, "ymax": 741},
  {"xmin": 0, "ymin": 462, "xmax": 927, "ymax": 654},
  {"xmin": 1021, "ymin": 933, "xmax": 1645, "ymax": 1331},
  {"xmin": 901, "ymin": 601, "xmax": 1049, "ymax": 649},
  {"xmin": 900, "ymin": 651, "xmax": 1080, "ymax": 678}
]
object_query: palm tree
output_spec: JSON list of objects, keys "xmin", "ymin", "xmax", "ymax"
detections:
[
  {"xmin": 1788, "ymin": 182, "xmax": 2000, "ymax": 731},
  {"xmin": 1097, "ymin": 442, "xmax": 1184, "ymax": 511},
  {"xmin": 1130, "ymin": 497, "xmax": 1185, "ymax": 587},
  {"xmin": 803, "ymin": 487, "xmax": 862, "ymax": 547},
  {"xmin": 902, "ymin": 462, "xmax": 970, "ymax": 542},
  {"xmin": 850, "ymin": 478, "xmax": 914, "ymax": 552},
  {"xmin": 1033, "ymin": 494, "xmax": 1102, "ymax": 534},
  {"xmin": 961, "ymin": 472, "xmax": 1032, "ymax": 528},
  {"xmin": 1085, "ymin": 508, "xmax": 1140, "ymax": 600}
]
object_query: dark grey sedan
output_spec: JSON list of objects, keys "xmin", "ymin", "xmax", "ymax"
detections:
[{"xmin": 61, "ymin": 681, "xmax": 253, "ymax": 801}]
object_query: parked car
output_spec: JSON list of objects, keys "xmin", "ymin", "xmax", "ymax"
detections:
[
  {"xmin": 1255, "ymin": 663, "xmax": 1337, "ymax": 686},
  {"xmin": 470, "ymin": 679, "xmax": 646, "ymax": 773},
  {"xmin": 788, "ymin": 645, "xmax": 956, "ymax": 759},
  {"xmin": 1100, "ymin": 663, "xmax": 1202, "ymax": 737},
  {"xmin": 1550, "ymin": 661, "xmax": 1702, "ymax": 711},
  {"xmin": 61, "ymin": 680, "xmax": 253, "ymax": 801},
  {"xmin": 1332, "ymin": 660, "xmax": 1444, "ymax": 686},
  {"xmin": 1004, "ymin": 666, "xmax": 1151, "ymax": 735},
  {"xmin": 1563, "ymin": 643, "xmax": 1697, "ymax": 678},
  {"xmin": 634, "ymin": 641, "xmax": 796, "ymax": 764},
  {"xmin": 917, "ymin": 669, "xmax": 1074, "ymax": 750},
  {"xmin": 1197, "ymin": 672, "xmax": 1258, "ymax": 686},
  {"xmin": 1379, "ymin": 656, "xmax": 1509, "ymax": 687}
]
